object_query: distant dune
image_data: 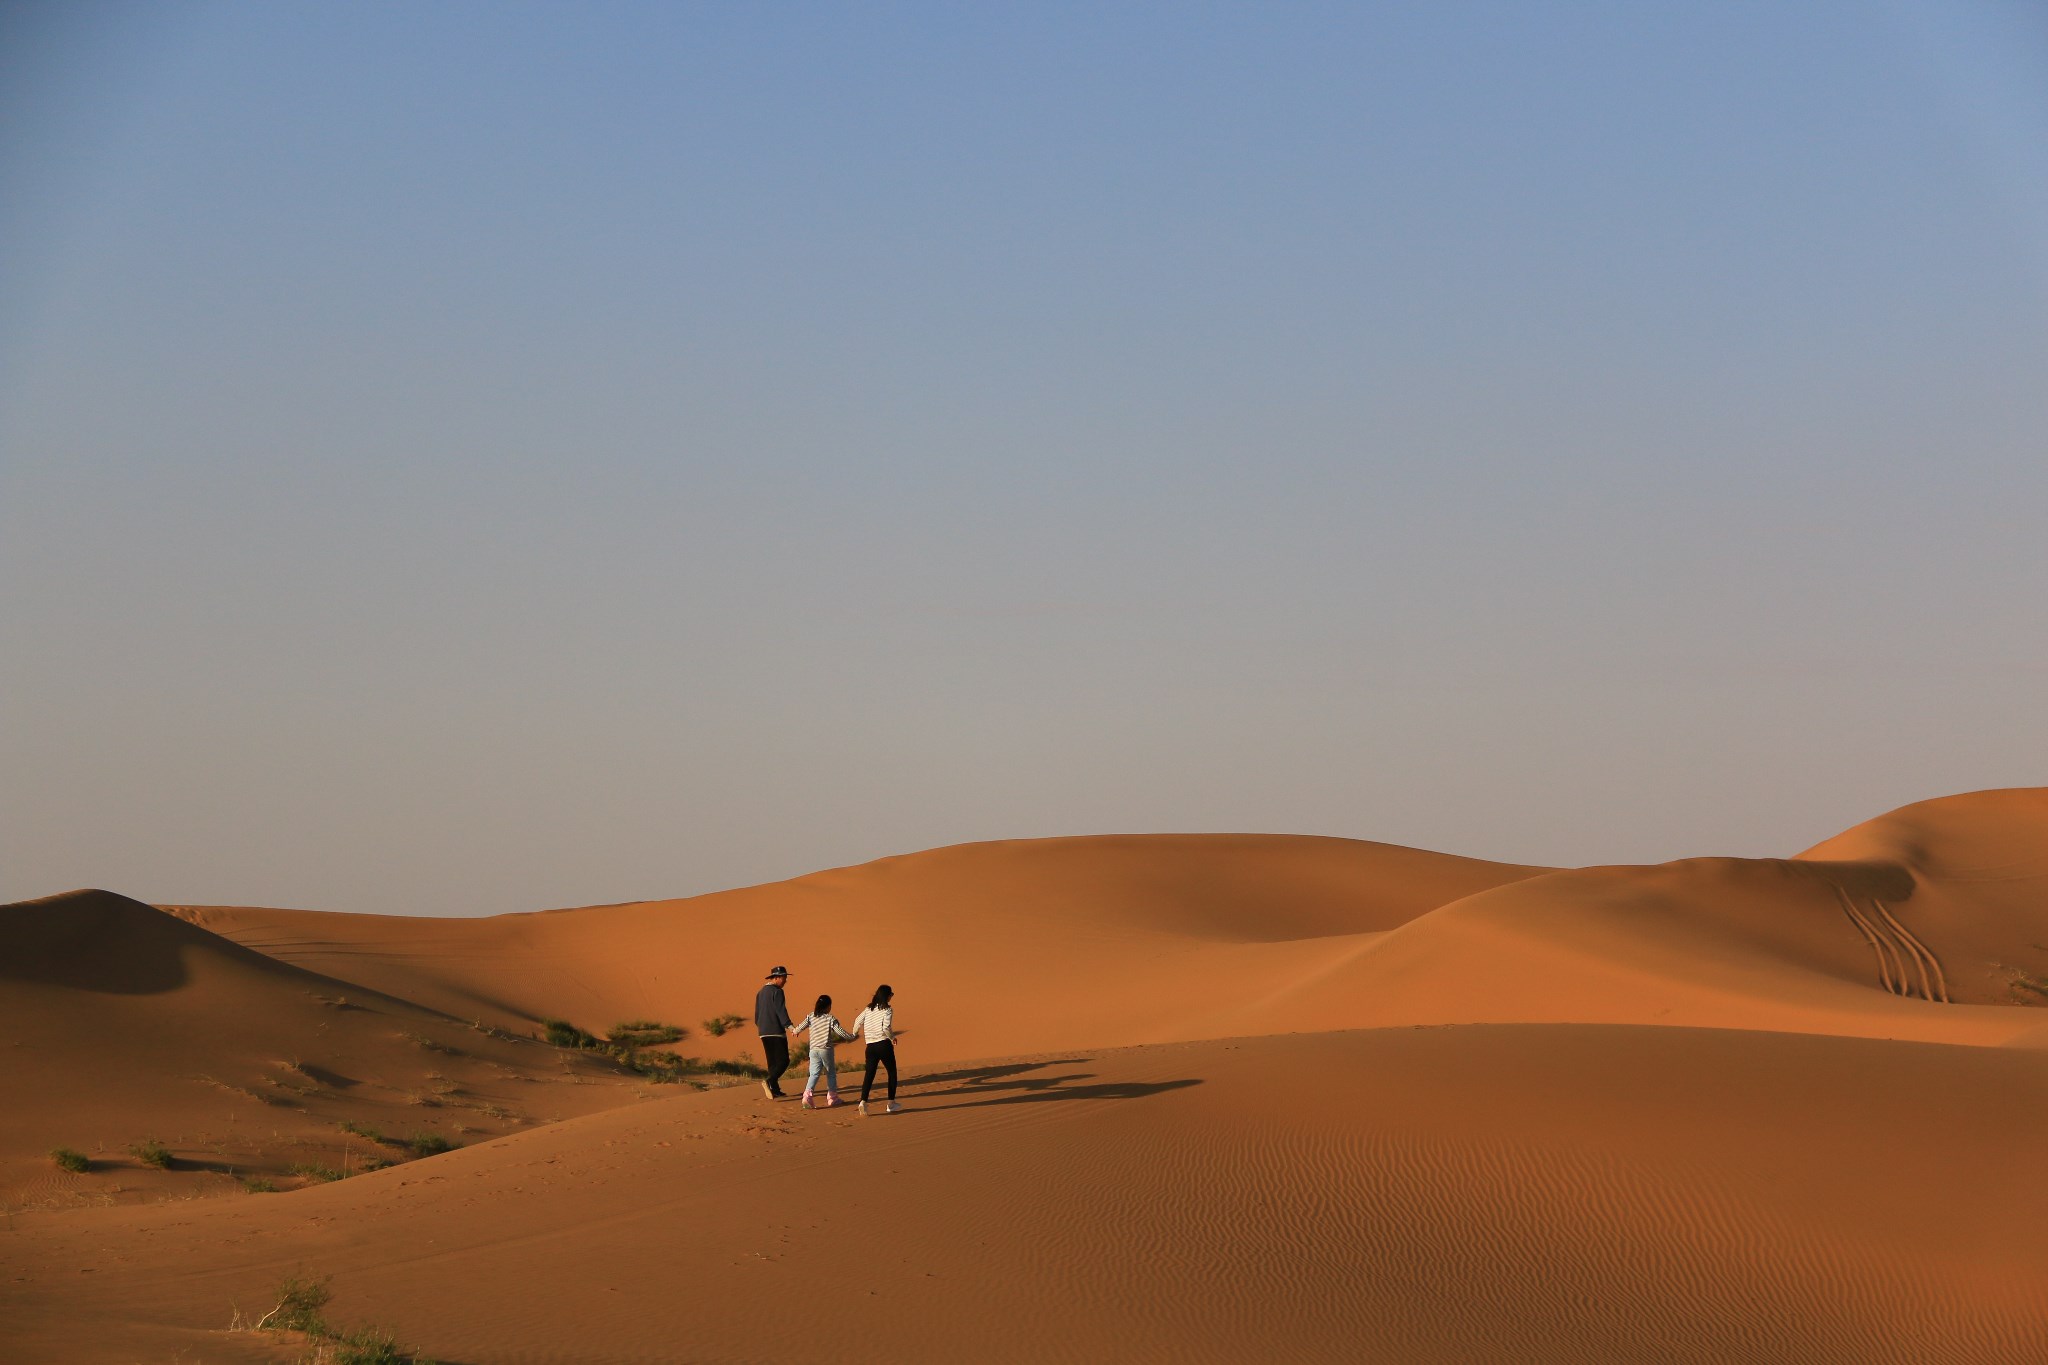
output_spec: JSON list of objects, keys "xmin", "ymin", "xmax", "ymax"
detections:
[{"xmin": 5, "ymin": 789, "xmax": 2048, "ymax": 1362}]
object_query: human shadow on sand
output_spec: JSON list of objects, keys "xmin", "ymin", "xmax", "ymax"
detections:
[{"xmin": 904, "ymin": 1059, "xmax": 1202, "ymax": 1112}]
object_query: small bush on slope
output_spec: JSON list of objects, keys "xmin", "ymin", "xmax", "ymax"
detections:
[
  {"xmin": 608, "ymin": 1019, "xmax": 686, "ymax": 1047},
  {"xmin": 701, "ymin": 1013, "xmax": 746, "ymax": 1037}
]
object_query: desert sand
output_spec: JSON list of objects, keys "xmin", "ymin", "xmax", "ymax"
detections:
[{"xmin": 5, "ymin": 788, "xmax": 2048, "ymax": 1362}]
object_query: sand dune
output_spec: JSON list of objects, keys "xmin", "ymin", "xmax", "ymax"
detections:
[
  {"xmin": 175, "ymin": 793, "xmax": 2048, "ymax": 1055},
  {"xmin": 0, "ymin": 891, "xmax": 649, "ymax": 1213},
  {"xmin": 170, "ymin": 833, "xmax": 1551, "ymax": 1060},
  {"xmin": 6, "ymin": 1027, "xmax": 2046, "ymax": 1364},
  {"xmin": 6, "ymin": 788, "xmax": 2048, "ymax": 1361}
]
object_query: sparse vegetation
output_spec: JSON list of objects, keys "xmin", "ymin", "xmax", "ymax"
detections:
[
  {"xmin": 608, "ymin": 1019, "xmax": 686, "ymax": 1047},
  {"xmin": 289, "ymin": 1162, "xmax": 345, "ymax": 1183},
  {"xmin": 541, "ymin": 1012, "xmax": 766, "ymax": 1081},
  {"xmin": 255, "ymin": 1274, "xmax": 331, "ymax": 1333},
  {"xmin": 405, "ymin": 1132, "xmax": 457, "ymax": 1157},
  {"xmin": 131, "ymin": 1140, "xmax": 173, "ymax": 1169},
  {"xmin": 2012, "ymin": 970, "xmax": 2048, "ymax": 1001},
  {"xmin": 707, "ymin": 1058, "xmax": 767, "ymax": 1078},
  {"xmin": 242, "ymin": 1273, "xmax": 439, "ymax": 1364},
  {"xmin": 339, "ymin": 1120, "xmax": 387, "ymax": 1144},
  {"xmin": 317, "ymin": 1324, "xmax": 434, "ymax": 1364},
  {"xmin": 401, "ymin": 1029, "xmax": 461, "ymax": 1056},
  {"xmin": 244, "ymin": 1176, "xmax": 279, "ymax": 1193},
  {"xmin": 50, "ymin": 1147, "xmax": 90, "ymax": 1173}
]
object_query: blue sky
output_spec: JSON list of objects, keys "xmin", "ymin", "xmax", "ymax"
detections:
[{"xmin": 4, "ymin": 1, "xmax": 2046, "ymax": 914}]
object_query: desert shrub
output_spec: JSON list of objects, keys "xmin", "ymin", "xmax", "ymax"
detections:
[
  {"xmin": 401, "ymin": 1029, "xmax": 461, "ymax": 1056},
  {"xmin": 629, "ymin": 1048, "xmax": 712, "ymax": 1081},
  {"xmin": 702, "ymin": 1013, "xmax": 746, "ymax": 1037},
  {"xmin": 320, "ymin": 1325, "xmax": 440, "ymax": 1364},
  {"xmin": 608, "ymin": 1019, "xmax": 686, "ymax": 1047},
  {"xmin": 540, "ymin": 1018, "xmax": 599, "ymax": 1049},
  {"xmin": 50, "ymin": 1147, "xmax": 90, "ymax": 1173},
  {"xmin": 405, "ymin": 1132, "xmax": 457, "ymax": 1157},
  {"xmin": 257, "ymin": 1274, "xmax": 332, "ymax": 1333},
  {"xmin": 131, "ymin": 1140, "xmax": 173, "ymax": 1169},
  {"xmin": 339, "ymin": 1120, "xmax": 386, "ymax": 1144},
  {"xmin": 244, "ymin": 1177, "xmax": 279, "ymax": 1193},
  {"xmin": 325, "ymin": 1327, "xmax": 411, "ymax": 1364},
  {"xmin": 242, "ymin": 1274, "xmax": 439, "ymax": 1363},
  {"xmin": 290, "ymin": 1162, "xmax": 344, "ymax": 1183},
  {"xmin": 708, "ymin": 1058, "xmax": 767, "ymax": 1078}
]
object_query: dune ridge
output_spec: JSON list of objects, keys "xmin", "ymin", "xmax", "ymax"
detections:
[
  {"xmin": 172, "ymin": 789, "xmax": 2048, "ymax": 1053},
  {"xmin": 5, "ymin": 787, "xmax": 2048, "ymax": 1361}
]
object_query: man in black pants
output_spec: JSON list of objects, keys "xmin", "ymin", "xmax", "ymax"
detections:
[{"xmin": 754, "ymin": 965, "xmax": 794, "ymax": 1099}]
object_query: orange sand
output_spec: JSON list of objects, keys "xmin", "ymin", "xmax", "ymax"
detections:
[{"xmin": 5, "ymin": 788, "xmax": 2048, "ymax": 1362}]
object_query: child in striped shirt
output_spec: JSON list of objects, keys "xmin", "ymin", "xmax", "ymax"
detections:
[{"xmin": 789, "ymin": 994, "xmax": 855, "ymax": 1109}]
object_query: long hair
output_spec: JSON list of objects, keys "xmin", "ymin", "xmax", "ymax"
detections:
[
  {"xmin": 868, "ymin": 983, "xmax": 893, "ymax": 1010},
  {"xmin": 813, "ymin": 993, "xmax": 831, "ymax": 1015}
]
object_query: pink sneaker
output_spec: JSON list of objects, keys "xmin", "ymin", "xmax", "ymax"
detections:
[
  {"xmin": 800, "ymin": 1092, "xmax": 815, "ymax": 1109},
  {"xmin": 823, "ymin": 1095, "xmax": 841, "ymax": 1108}
]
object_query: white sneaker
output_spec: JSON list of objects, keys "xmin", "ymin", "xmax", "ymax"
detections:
[
  {"xmin": 857, "ymin": 1100, "xmax": 868, "ymax": 1116},
  {"xmin": 760, "ymin": 1080, "xmax": 774, "ymax": 1100},
  {"xmin": 886, "ymin": 1101, "xmax": 902, "ymax": 1114}
]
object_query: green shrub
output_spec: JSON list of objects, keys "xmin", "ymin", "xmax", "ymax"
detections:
[
  {"xmin": 243, "ymin": 1274, "xmax": 439, "ymax": 1363},
  {"xmin": 244, "ymin": 1177, "xmax": 279, "ymax": 1193},
  {"xmin": 259, "ymin": 1274, "xmax": 331, "ymax": 1333},
  {"xmin": 701, "ymin": 1013, "xmax": 746, "ymax": 1038},
  {"xmin": 405, "ymin": 1132, "xmax": 457, "ymax": 1157},
  {"xmin": 708, "ymin": 1058, "xmax": 767, "ymax": 1078},
  {"xmin": 540, "ymin": 1018, "xmax": 599, "ymax": 1049},
  {"xmin": 339, "ymin": 1120, "xmax": 386, "ymax": 1144},
  {"xmin": 131, "ymin": 1140, "xmax": 173, "ymax": 1169},
  {"xmin": 50, "ymin": 1147, "xmax": 90, "ymax": 1173},
  {"xmin": 326, "ymin": 1325, "xmax": 439, "ymax": 1364},
  {"xmin": 328, "ymin": 1327, "xmax": 411, "ymax": 1364},
  {"xmin": 608, "ymin": 1019, "xmax": 686, "ymax": 1047},
  {"xmin": 289, "ymin": 1162, "xmax": 344, "ymax": 1183}
]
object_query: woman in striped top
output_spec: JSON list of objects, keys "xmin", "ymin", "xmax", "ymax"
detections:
[
  {"xmin": 789, "ymin": 994, "xmax": 854, "ymax": 1108},
  {"xmin": 851, "ymin": 984, "xmax": 902, "ymax": 1115}
]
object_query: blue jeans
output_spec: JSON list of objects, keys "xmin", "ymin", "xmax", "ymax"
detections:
[{"xmin": 805, "ymin": 1048, "xmax": 839, "ymax": 1097}]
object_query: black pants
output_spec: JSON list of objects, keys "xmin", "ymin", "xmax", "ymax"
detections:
[
  {"xmin": 861, "ymin": 1040, "xmax": 897, "ymax": 1103},
  {"xmin": 761, "ymin": 1035, "xmax": 790, "ymax": 1095}
]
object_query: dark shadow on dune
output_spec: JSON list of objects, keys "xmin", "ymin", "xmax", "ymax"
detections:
[
  {"xmin": 904, "ymin": 1059, "xmax": 1201, "ymax": 1111},
  {"xmin": 292, "ymin": 1063, "xmax": 359, "ymax": 1089},
  {"xmin": 0, "ymin": 891, "xmax": 199, "ymax": 993},
  {"xmin": 910, "ymin": 1058, "xmax": 1092, "ymax": 1088}
]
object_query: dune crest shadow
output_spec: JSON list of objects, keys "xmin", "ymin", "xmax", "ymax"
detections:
[{"xmin": 907, "ymin": 1058, "xmax": 1202, "ymax": 1111}]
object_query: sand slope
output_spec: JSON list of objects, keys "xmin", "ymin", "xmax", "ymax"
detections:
[
  {"xmin": 0, "ymin": 891, "xmax": 651, "ymax": 1211},
  {"xmin": 7, "ymin": 788, "xmax": 2048, "ymax": 1362},
  {"xmin": 176, "ymin": 794, "xmax": 2048, "ymax": 1056},
  {"xmin": 6, "ymin": 1026, "xmax": 2046, "ymax": 1364},
  {"xmin": 170, "ymin": 833, "xmax": 1550, "ymax": 1059}
]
